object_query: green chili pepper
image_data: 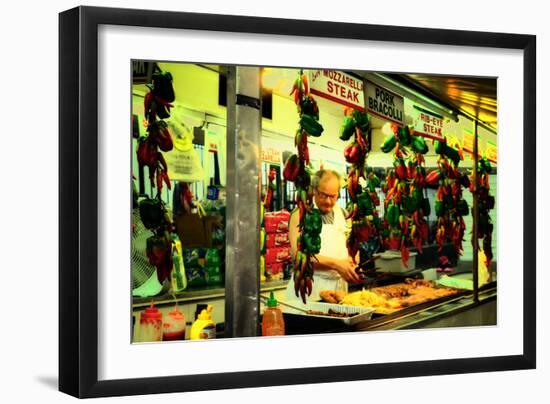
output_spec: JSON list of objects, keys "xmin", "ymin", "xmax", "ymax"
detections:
[
  {"xmin": 397, "ymin": 126, "xmax": 411, "ymax": 146},
  {"xmin": 304, "ymin": 209, "xmax": 322, "ymax": 234},
  {"xmin": 381, "ymin": 133, "xmax": 398, "ymax": 153},
  {"xmin": 402, "ymin": 196, "xmax": 417, "ymax": 214},
  {"xmin": 302, "ymin": 233, "xmax": 321, "ymax": 254},
  {"xmin": 387, "ymin": 203, "xmax": 400, "ymax": 226},
  {"xmin": 339, "ymin": 116, "xmax": 355, "ymax": 141},
  {"xmin": 435, "ymin": 141, "xmax": 461, "ymax": 165},
  {"xmin": 412, "ymin": 188, "xmax": 423, "ymax": 205},
  {"xmin": 353, "ymin": 110, "xmax": 370, "ymax": 132},
  {"xmin": 435, "ymin": 200, "xmax": 446, "ymax": 217},
  {"xmin": 411, "ymin": 136, "xmax": 428, "ymax": 154},
  {"xmin": 357, "ymin": 193, "xmax": 373, "ymax": 215},
  {"xmin": 300, "ymin": 114, "xmax": 324, "ymax": 137}
]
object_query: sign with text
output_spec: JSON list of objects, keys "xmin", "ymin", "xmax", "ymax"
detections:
[
  {"xmin": 309, "ymin": 70, "xmax": 365, "ymax": 110},
  {"xmin": 365, "ymin": 81, "xmax": 404, "ymax": 124},
  {"xmin": 132, "ymin": 61, "xmax": 154, "ymax": 84},
  {"xmin": 412, "ymin": 106, "xmax": 445, "ymax": 141},
  {"xmin": 261, "ymin": 147, "xmax": 282, "ymax": 164}
]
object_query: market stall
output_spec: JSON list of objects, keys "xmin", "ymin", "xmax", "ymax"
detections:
[{"xmin": 130, "ymin": 62, "xmax": 497, "ymax": 341}]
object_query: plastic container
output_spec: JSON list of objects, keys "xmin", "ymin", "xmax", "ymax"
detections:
[
  {"xmin": 262, "ymin": 291, "xmax": 285, "ymax": 336},
  {"xmin": 171, "ymin": 238, "xmax": 187, "ymax": 292},
  {"xmin": 378, "ymin": 250, "xmax": 417, "ymax": 273},
  {"xmin": 190, "ymin": 305, "xmax": 216, "ymax": 340},
  {"xmin": 138, "ymin": 303, "xmax": 163, "ymax": 342},
  {"xmin": 162, "ymin": 306, "xmax": 186, "ymax": 341}
]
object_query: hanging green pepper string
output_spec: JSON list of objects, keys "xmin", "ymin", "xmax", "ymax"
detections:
[
  {"xmin": 288, "ymin": 70, "xmax": 324, "ymax": 303},
  {"xmin": 380, "ymin": 125, "xmax": 429, "ymax": 267}
]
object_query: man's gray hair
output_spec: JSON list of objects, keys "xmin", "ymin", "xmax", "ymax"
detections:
[{"xmin": 311, "ymin": 169, "xmax": 341, "ymax": 190}]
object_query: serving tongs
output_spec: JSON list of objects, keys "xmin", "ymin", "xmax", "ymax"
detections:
[{"xmin": 354, "ymin": 254, "xmax": 381, "ymax": 277}]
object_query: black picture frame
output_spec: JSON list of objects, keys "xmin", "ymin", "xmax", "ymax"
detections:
[{"xmin": 59, "ymin": 6, "xmax": 536, "ymax": 398}]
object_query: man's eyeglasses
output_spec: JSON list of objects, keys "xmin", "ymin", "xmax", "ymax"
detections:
[{"xmin": 316, "ymin": 189, "xmax": 340, "ymax": 202}]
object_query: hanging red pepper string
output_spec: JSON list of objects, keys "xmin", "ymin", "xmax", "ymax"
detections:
[
  {"xmin": 339, "ymin": 108, "xmax": 382, "ymax": 264},
  {"xmin": 136, "ymin": 67, "xmax": 177, "ymax": 284},
  {"xmin": 469, "ymin": 157, "xmax": 494, "ymax": 267},
  {"xmin": 429, "ymin": 139, "xmax": 469, "ymax": 259},
  {"xmin": 139, "ymin": 69, "xmax": 176, "ymax": 199},
  {"xmin": 285, "ymin": 70, "xmax": 324, "ymax": 303},
  {"xmin": 380, "ymin": 125, "xmax": 429, "ymax": 268}
]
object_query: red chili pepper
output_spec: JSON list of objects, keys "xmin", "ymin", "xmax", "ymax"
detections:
[
  {"xmin": 283, "ymin": 154, "xmax": 301, "ymax": 181},
  {"xmin": 301, "ymin": 74, "xmax": 309, "ymax": 95},
  {"xmin": 426, "ymin": 170, "xmax": 441, "ymax": 186},
  {"xmin": 407, "ymin": 161, "xmax": 415, "ymax": 179},
  {"xmin": 401, "ymin": 243, "xmax": 410, "ymax": 268}
]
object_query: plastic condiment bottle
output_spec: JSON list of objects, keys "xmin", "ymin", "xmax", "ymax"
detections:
[
  {"xmin": 162, "ymin": 306, "xmax": 186, "ymax": 341},
  {"xmin": 171, "ymin": 238, "xmax": 187, "ymax": 292},
  {"xmin": 190, "ymin": 305, "xmax": 216, "ymax": 340},
  {"xmin": 138, "ymin": 303, "xmax": 163, "ymax": 342},
  {"xmin": 262, "ymin": 291, "xmax": 285, "ymax": 336}
]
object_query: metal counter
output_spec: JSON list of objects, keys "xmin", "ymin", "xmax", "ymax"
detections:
[
  {"xmin": 283, "ymin": 283, "xmax": 497, "ymax": 335},
  {"xmin": 132, "ymin": 280, "xmax": 288, "ymax": 309}
]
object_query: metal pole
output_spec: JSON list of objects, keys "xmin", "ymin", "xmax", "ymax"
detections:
[
  {"xmin": 225, "ymin": 66, "xmax": 262, "ymax": 338},
  {"xmin": 472, "ymin": 120, "xmax": 480, "ymax": 304}
]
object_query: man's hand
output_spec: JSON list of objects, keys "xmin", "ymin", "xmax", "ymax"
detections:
[{"xmin": 333, "ymin": 258, "xmax": 362, "ymax": 284}]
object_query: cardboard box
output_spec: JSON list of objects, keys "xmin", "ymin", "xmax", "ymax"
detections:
[
  {"xmin": 265, "ymin": 232, "xmax": 290, "ymax": 249},
  {"xmin": 264, "ymin": 210, "xmax": 291, "ymax": 234},
  {"xmin": 175, "ymin": 212, "xmax": 218, "ymax": 248},
  {"xmin": 264, "ymin": 246, "xmax": 291, "ymax": 265}
]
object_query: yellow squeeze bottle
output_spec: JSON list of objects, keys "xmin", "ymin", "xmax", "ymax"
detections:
[{"xmin": 190, "ymin": 305, "xmax": 216, "ymax": 340}]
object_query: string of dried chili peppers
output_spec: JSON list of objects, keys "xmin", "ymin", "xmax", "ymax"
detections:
[
  {"xmin": 427, "ymin": 140, "xmax": 470, "ymax": 256},
  {"xmin": 136, "ymin": 67, "xmax": 177, "ymax": 283},
  {"xmin": 283, "ymin": 71, "xmax": 324, "ymax": 303},
  {"xmin": 469, "ymin": 157, "xmax": 494, "ymax": 267},
  {"xmin": 340, "ymin": 108, "xmax": 382, "ymax": 263},
  {"xmin": 380, "ymin": 124, "xmax": 430, "ymax": 268}
]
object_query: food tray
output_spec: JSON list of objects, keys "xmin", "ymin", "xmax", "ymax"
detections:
[{"xmin": 282, "ymin": 301, "xmax": 375, "ymax": 326}]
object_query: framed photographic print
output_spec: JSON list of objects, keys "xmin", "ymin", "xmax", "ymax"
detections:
[{"xmin": 59, "ymin": 5, "xmax": 536, "ymax": 398}]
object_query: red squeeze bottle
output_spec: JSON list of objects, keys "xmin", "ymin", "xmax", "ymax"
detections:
[
  {"xmin": 139, "ymin": 303, "xmax": 163, "ymax": 342},
  {"xmin": 262, "ymin": 291, "xmax": 285, "ymax": 336},
  {"xmin": 163, "ymin": 307, "xmax": 186, "ymax": 341}
]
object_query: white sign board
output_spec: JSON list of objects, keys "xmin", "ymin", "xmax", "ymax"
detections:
[
  {"xmin": 309, "ymin": 70, "xmax": 364, "ymax": 110},
  {"xmin": 412, "ymin": 107, "xmax": 445, "ymax": 141},
  {"xmin": 365, "ymin": 81, "xmax": 404, "ymax": 124}
]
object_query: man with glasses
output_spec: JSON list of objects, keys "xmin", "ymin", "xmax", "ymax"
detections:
[{"xmin": 286, "ymin": 169, "xmax": 361, "ymax": 301}]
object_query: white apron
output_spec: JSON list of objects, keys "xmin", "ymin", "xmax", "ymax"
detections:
[{"xmin": 286, "ymin": 205, "xmax": 349, "ymax": 302}]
